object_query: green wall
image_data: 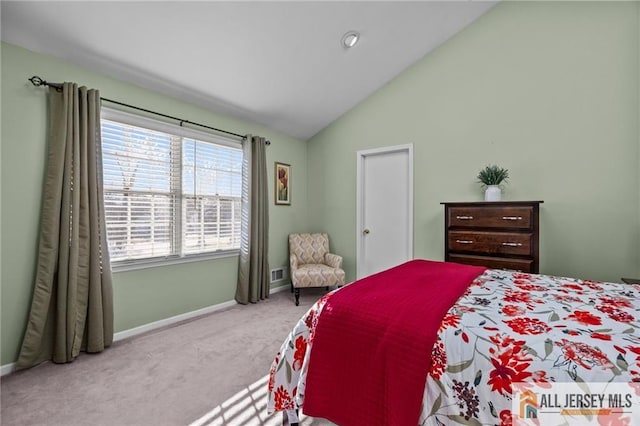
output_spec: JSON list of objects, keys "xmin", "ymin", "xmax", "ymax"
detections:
[
  {"xmin": 0, "ymin": 42, "xmax": 309, "ymax": 365},
  {"xmin": 3, "ymin": 1, "xmax": 640, "ymax": 367},
  {"xmin": 308, "ymin": 1, "xmax": 640, "ymax": 284}
]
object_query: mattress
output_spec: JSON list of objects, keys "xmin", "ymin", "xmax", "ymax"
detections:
[{"xmin": 267, "ymin": 261, "xmax": 640, "ymax": 425}]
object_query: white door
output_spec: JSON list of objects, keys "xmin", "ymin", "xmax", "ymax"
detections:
[{"xmin": 356, "ymin": 144, "xmax": 413, "ymax": 279}]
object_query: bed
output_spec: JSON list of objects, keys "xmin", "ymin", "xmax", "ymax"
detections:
[{"xmin": 266, "ymin": 259, "xmax": 640, "ymax": 425}]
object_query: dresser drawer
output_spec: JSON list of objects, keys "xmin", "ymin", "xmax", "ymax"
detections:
[
  {"xmin": 448, "ymin": 206, "xmax": 532, "ymax": 229},
  {"xmin": 443, "ymin": 201, "xmax": 542, "ymax": 273},
  {"xmin": 449, "ymin": 254, "xmax": 534, "ymax": 272},
  {"xmin": 448, "ymin": 231, "xmax": 532, "ymax": 256}
]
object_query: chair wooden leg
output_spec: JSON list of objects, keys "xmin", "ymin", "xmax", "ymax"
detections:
[{"xmin": 294, "ymin": 288, "xmax": 300, "ymax": 306}]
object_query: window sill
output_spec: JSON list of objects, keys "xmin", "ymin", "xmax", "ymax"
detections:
[{"xmin": 111, "ymin": 250, "xmax": 240, "ymax": 273}]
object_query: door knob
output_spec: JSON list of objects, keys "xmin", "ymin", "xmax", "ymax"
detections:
[{"xmin": 363, "ymin": 228, "xmax": 370, "ymax": 235}]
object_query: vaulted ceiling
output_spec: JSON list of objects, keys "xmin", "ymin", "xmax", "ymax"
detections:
[{"xmin": 1, "ymin": 1, "xmax": 496, "ymax": 140}]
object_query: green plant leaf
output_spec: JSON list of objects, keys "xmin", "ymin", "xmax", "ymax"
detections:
[
  {"xmin": 428, "ymin": 395, "xmax": 442, "ymax": 417},
  {"xmin": 616, "ymin": 354, "xmax": 628, "ymax": 371},
  {"xmin": 574, "ymin": 375, "xmax": 591, "ymax": 394},
  {"xmin": 433, "ymin": 378, "xmax": 448, "ymax": 396},
  {"xmin": 477, "ymin": 164, "xmax": 509, "ymax": 186},
  {"xmin": 489, "ymin": 401, "xmax": 498, "ymax": 418},
  {"xmin": 545, "ymin": 339, "xmax": 553, "ymax": 357},
  {"xmin": 473, "ymin": 369, "xmax": 482, "ymax": 386},
  {"xmin": 525, "ymin": 345, "xmax": 538, "ymax": 357},
  {"xmin": 446, "ymin": 358, "xmax": 473, "ymax": 373},
  {"xmin": 285, "ymin": 360, "xmax": 292, "ymax": 383}
]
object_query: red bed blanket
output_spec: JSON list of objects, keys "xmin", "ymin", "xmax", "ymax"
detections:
[{"xmin": 303, "ymin": 259, "xmax": 486, "ymax": 426}]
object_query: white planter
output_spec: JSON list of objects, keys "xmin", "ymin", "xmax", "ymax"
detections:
[{"xmin": 484, "ymin": 185, "xmax": 502, "ymax": 201}]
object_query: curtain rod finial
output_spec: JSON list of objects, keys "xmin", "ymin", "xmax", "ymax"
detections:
[{"xmin": 29, "ymin": 76, "xmax": 45, "ymax": 86}]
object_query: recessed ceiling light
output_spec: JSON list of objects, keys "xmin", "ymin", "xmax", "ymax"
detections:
[{"xmin": 341, "ymin": 31, "xmax": 360, "ymax": 49}]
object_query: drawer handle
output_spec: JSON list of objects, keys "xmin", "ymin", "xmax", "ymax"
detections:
[
  {"xmin": 502, "ymin": 216, "xmax": 523, "ymax": 220},
  {"xmin": 455, "ymin": 240, "xmax": 474, "ymax": 244},
  {"xmin": 501, "ymin": 242, "xmax": 523, "ymax": 247},
  {"xmin": 456, "ymin": 215, "xmax": 474, "ymax": 220}
]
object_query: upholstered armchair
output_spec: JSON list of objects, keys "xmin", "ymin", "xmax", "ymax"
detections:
[{"xmin": 289, "ymin": 233, "xmax": 345, "ymax": 306}]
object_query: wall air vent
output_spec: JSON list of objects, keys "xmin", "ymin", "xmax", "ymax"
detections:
[{"xmin": 270, "ymin": 267, "xmax": 289, "ymax": 283}]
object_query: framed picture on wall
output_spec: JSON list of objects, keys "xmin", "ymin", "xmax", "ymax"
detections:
[{"xmin": 275, "ymin": 162, "xmax": 291, "ymax": 205}]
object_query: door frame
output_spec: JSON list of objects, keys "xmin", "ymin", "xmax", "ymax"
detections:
[{"xmin": 356, "ymin": 144, "xmax": 414, "ymax": 279}]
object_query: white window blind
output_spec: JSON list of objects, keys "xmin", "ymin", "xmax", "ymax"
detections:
[
  {"xmin": 182, "ymin": 138, "xmax": 242, "ymax": 255},
  {"xmin": 101, "ymin": 110, "xmax": 243, "ymax": 266}
]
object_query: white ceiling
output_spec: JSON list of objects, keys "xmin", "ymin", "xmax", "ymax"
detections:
[{"xmin": 1, "ymin": 1, "xmax": 496, "ymax": 140}]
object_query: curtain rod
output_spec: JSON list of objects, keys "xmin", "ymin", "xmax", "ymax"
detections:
[{"xmin": 28, "ymin": 76, "xmax": 270, "ymax": 145}]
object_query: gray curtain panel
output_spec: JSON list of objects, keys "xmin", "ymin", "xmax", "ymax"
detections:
[
  {"xmin": 236, "ymin": 135, "xmax": 270, "ymax": 304},
  {"xmin": 17, "ymin": 83, "xmax": 114, "ymax": 368}
]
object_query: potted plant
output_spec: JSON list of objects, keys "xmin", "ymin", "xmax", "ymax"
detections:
[{"xmin": 477, "ymin": 165, "xmax": 509, "ymax": 201}]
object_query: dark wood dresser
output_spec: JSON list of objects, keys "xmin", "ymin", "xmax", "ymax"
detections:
[{"xmin": 441, "ymin": 201, "xmax": 543, "ymax": 273}]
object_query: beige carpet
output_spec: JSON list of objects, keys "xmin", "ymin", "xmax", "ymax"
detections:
[{"xmin": 1, "ymin": 288, "xmax": 336, "ymax": 426}]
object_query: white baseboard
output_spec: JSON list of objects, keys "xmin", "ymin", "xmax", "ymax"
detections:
[
  {"xmin": 1, "ymin": 362, "xmax": 16, "ymax": 376},
  {"xmin": 1, "ymin": 284, "xmax": 290, "ymax": 376},
  {"xmin": 270, "ymin": 283, "xmax": 290, "ymax": 294},
  {"xmin": 113, "ymin": 299, "xmax": 239, "ymax": 342},
  {"xmin": 114, "ymin": 284, "xmax": 289, "ymax": 342}
]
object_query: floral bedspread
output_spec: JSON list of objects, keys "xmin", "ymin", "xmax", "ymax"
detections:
[{"xmin": 266, "ymin": 269, "xmax": 640, "ymax": 425}]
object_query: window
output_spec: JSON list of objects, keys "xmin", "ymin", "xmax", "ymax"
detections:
[{"xmin": 101, "ymin": 109, "xmax": 243, "ymax": 268}]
